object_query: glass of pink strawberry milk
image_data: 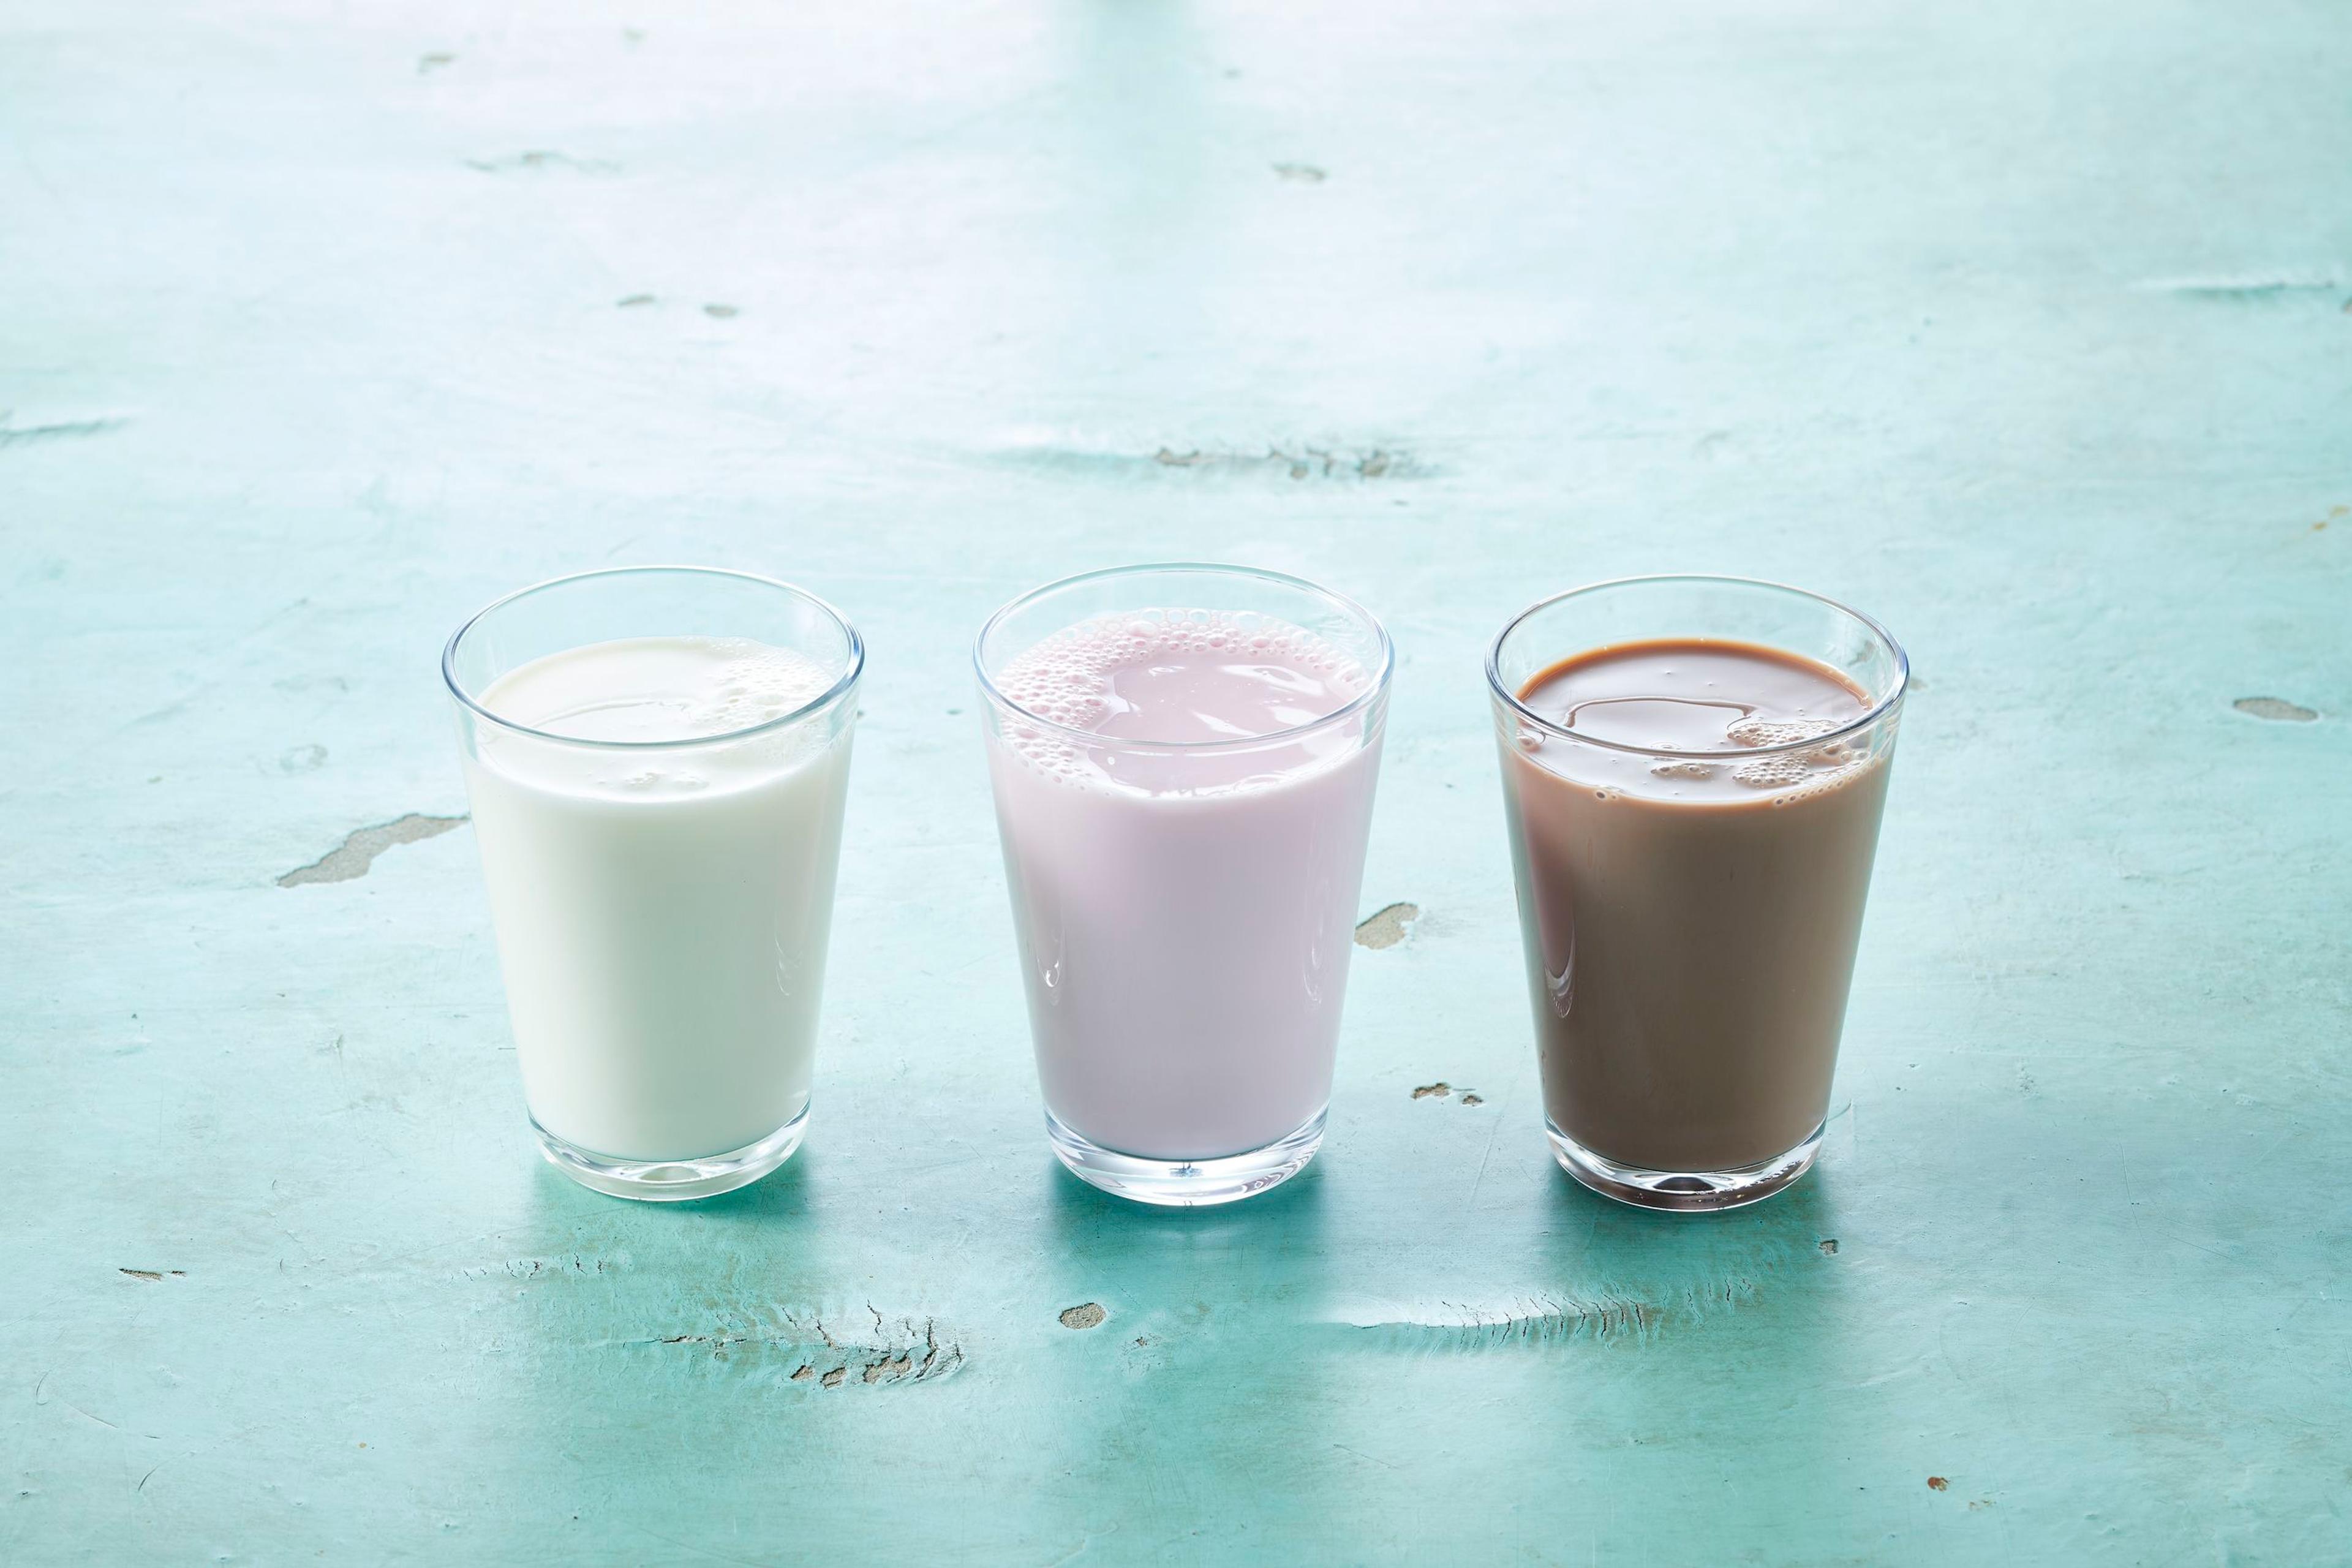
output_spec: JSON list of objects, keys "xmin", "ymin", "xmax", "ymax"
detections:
[{"xmin": 974, "ymin": 564, "xmax": 1395, "ymax": 1206}]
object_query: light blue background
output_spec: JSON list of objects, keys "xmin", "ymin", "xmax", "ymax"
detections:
[{"xmin": 5, "ymin": 0, "xmax": 2347, "ymax": 1561}]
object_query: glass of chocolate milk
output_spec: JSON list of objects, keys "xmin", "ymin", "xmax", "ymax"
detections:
[
  {"xmin": 976, "ymin": 565, "xmax": 1393, "ymax": 1206},
  {"xmin": 1488, "ymin": 576, "xmax": 1907, "ymax": 1211}
]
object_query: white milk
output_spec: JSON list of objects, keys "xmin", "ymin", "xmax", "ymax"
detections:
[{"xmin": 460, "ymin": 636, "xmax": 854, "ymax": 1161}]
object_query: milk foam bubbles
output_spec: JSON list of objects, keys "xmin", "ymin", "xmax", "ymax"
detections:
[
  {"xmin": 477, "ymin": 636, "xmax": 835, "ymax": 794},
  {"xmin": 982, "ymin": 608, "xmax": 1387, "ymax": 1163},
  {"xmin": 460, "ymin": 635, "xmax": 854, "ymax": 1162},
  {"xmin": 993, "ymin": 611, "xmax": 1371, "ymax": 796},
  {"xmin": 1724, "ymin": 715, "xmax": 1840, "ymax": 749},
  {"xmin": 1522, "ymin": 643, "xmax": 1874, "ymax": 805}
]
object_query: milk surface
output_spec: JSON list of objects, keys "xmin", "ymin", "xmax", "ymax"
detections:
[
  {"xmin": 986, "ymin": 612, "xmax": 1385, "ymax": 1160},
  {"xmin": 462, "ymin": 636, "xmax": 853, "ymax": 1160}
]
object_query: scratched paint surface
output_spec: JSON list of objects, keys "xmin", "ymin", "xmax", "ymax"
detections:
[{"xmin": 4, "ymin": 0, "xmax": 2348, "ymax": 1561}]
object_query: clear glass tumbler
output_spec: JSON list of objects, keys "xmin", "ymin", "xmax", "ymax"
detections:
[
  {"xmin": 444, "ymin": 567, "xmax": 862, "ymax": 1200},
  {"xmin": 975, "ymin": 564, "xmax": 1395, "ymax": 1206},
  {"xmin": 1487, "ymin": 575, "xmax": 1907, "ymax": 1211}
]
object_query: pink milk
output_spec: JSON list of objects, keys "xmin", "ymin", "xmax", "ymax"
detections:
[{"xmin": 982, "ymin": 609, "xmax": 1390, "ymax": 1163}]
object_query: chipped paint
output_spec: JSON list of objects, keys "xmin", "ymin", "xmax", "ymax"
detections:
[{"xmin": 277, "ymin": 813, "xmax": 466, "ymax": 886}]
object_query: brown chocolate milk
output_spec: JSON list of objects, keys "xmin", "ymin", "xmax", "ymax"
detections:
[{"xmin": 1499, "ymin": 638, "xmax": 1891, "ymax": 1172}]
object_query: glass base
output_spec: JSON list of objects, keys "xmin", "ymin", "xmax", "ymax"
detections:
[
  {"xmin": 1046, "ymin": 1107, "xmax": 1326, "ymax": 1208},
  {"xmin": 532, "ymin": 1106, "xmax": 809, "ymax": 1202},
  {"xmin": 1546, "ymin": 1116, "xmax": 1822, "ymax": 1212}
]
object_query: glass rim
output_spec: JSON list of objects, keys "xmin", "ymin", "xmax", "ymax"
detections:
[
  {"xmin": 441, "ymin": 564, "xmax": 865, "ymax": 751},
  {"xmin": 1485, "ymin": 573, "xmax": 1909, "ymax": 761},
  {"xmin": 971, "ymin": 561, "xmax": 1396, "ymax": 755}
]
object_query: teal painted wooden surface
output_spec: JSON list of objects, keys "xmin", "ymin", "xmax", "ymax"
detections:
[{"xmin": 5, "ymin": 0, "xmax": 2348, "ymax": 1561}]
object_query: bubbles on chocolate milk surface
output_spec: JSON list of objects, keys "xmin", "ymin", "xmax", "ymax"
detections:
[
  {"xmin": 1725, "ymin": 715, "xmax": 1841, "ymax": 749},
  {"xmin": 992, "ymin": 610, "xmax": 1368, "ymax": 792},
  {"xmin": 1715, "ymin": 713, "xmax": 1855, "ymax": 791},
  {"xmin": 1730, "ymin": 755, "xmax": 1811, "ymax": 790},
  {"xmin": 1513, "ymin": 637, "xmax": 1880, "ymax": 803}
]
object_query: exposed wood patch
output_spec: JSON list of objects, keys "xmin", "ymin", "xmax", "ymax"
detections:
[
  {"xmin": 278, "ymin": 813, "xmax": 466, "ymax": 886},
  {"xmin": 1355, "ymin": 902, "xmax": 1421, "ymax": 949}
]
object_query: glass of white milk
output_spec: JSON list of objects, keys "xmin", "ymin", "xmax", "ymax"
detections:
[{"xmin": 443, "ymin": 567, "xmax": 861, "ymax": 1200}]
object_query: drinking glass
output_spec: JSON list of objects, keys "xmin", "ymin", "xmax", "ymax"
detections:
[
  {"xmin": 976, "ymin": 564, "xmax": 1394, "ymax": 1206},
  {"xmin": 444, "ymin": 566, "xmax": 861, "ymax": 1200},
  {"xmin": 1488, "ymin": 575, "xmax": 1906, "ymax": 1210}
]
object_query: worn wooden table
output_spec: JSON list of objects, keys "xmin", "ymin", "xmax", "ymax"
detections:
[{"xmin": 6, "ymin": 0, "xmax": 2346, "ymax": 1561}]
